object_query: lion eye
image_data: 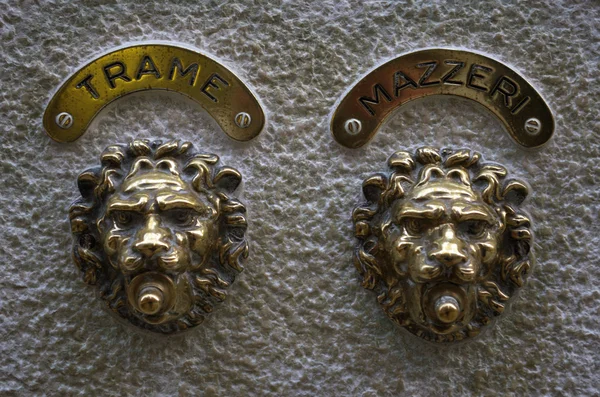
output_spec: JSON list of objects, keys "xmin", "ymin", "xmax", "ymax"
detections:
[
  {"xmin": 405, "ymin": 218, "xmax": 426, "ymax": 235},
  {"xmin": 169, "ymin": 209, "xmax": 196, "ymax": 226},
  {"xmin": 114, "ymin": 212, "xmax": 133, "ymax": 227},
  {"xmin": 459, "ymin": 220, "xmax": 487, "ymax": 237}
]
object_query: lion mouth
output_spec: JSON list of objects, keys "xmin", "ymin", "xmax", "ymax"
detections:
[
  {"xmin": 126, "ymin": 272, "xmax": 177, "ymax": 321},
  {"xmin": 421, "ymin": 282, "xmax": 472, "ymax": 331}
]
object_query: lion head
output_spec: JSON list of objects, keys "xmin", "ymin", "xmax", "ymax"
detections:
[
  {"xmin": 69, "ymin": 139, "xmax": 248, "ymax": 334},
  {"xmin": 353, "ymin": 147, "xmax": 533, "ymax": 342}
]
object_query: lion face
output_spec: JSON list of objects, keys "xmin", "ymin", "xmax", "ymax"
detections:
[
  {"xmin": 100, "ymin": 165, "xmax": 218, "ymax": 325},
  {"xmin": 354, "ymin": 148, "xmax": 533, "ymax": 342},
  {"xmin": 386, "ymin": 179, "xmax": 503, "ymax": 335},
  {"xmin": 70, "ymin": 140, "xmax": 248, "ymax": 334}
]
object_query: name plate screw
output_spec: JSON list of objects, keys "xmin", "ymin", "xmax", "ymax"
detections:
[
  {"xmin": 344, "ymin": 118, "xmax": 362, "ymax": 135},
  {"xmin": 55, "ymin": 112, "xmax": 74, "ymax": 129},
  {"xmin": 235, "ymin": 112, "xmax": 252, "ymax": 129},
  {"xmin": 525, "ymin": 118, "xmax": 541, "ymax": 135}
]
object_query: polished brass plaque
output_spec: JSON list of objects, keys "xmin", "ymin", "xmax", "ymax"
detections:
[
  {"xmin": 353, "ymin": 147, "xmax": 533, "ymax": 342},
  {"xmin": 44, "ymin": 43, "xmax": 265, "ymax": 142},
  {"xmin": 331, "ymin": 48, "xmax": 554, "ymax": 149},
  {"xmin": 70, "ymin": 139, "xmax": 248, "ymax": 333}
]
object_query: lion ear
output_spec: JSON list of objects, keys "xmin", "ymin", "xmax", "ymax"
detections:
[
  {"xmin": 77, "ymin": 168, "xmax": 100, "ymax": 199},
  {"xmin": 362, "ymin": 174, "xmax": 387, "ymax": 203},
  {"xmin": 502, "ymin": 180, "xmax": 529, "ymax": 205},
  {"xmin": 214, "ymin": 167, "xmax": 242, "ymax": 192}
]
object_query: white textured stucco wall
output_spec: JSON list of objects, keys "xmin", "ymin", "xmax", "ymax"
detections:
[{"xmin": 1, "ymin": 1, "xmax": 599, "ymax": 395}]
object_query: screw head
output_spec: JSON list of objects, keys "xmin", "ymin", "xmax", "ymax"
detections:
[
  {"xmin": 55, "ymin": 112, "xmax": 74, "ymax": 129},
  {"xmin": 344, "ymin": 118, "xmax": 362, "ymax": 135},
  {"xmin": 524, "ymin": 118, "xmax": 541, "ymax": 135},
  {"xmin": 234, "ymin": 112, "xmax": 252, "ymax": 129}
]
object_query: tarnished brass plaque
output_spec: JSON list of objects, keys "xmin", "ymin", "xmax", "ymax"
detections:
[
  {"xmin": 331, "ymin": 48, "xmax": 554, "ymax": 149},
  {"xmin": 354, "ymin": 147, "xmax": 533, "ymax": 342},
  {"xmin": 44, "ymin": 43, "xmax": 265, "ymax": 142},
  {"xmin": 70, "ymin": 139, "xmax": 248, "ymax": 333}
]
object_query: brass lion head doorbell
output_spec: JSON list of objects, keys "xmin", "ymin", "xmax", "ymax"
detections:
[
  {"xmin": 353, "ymin": 147, "xmax": 532, "ymax": 342},
  {"xmin": 69, "ymin": 140, "xmax": 249, "ymax": 334},
  {"xmin": 331, "ymin": 48, "xmax": 552, "ymax": 343},
  {"xmin": 45, "ymin": 43, "xmax": 264, "ymax": 333}
]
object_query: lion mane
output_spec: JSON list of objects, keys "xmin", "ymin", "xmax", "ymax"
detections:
[
  {"xmin": 69, "ymin": 139, "xmax": 248, "ymax": 333},
  {"xmin": 353, "ymin": 147, "xmax": 533, "ymax": 340}
]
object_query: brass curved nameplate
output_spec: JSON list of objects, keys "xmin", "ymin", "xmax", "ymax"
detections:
[
  {"xmin": 44, "ymin": 43, "xmax": 265, "ymax": 143},
  {"xmin": 331, "ymin": 48, "xmax": 554, "ymax": 149}
]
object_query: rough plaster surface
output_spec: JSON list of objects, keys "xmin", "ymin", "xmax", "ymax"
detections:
[{"xmin": 1, "ymin": 0, "xmax": 599, "ymax": 396}]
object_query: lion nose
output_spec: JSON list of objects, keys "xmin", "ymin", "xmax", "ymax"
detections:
[
  {"xmin": 429, "ymin": 225, "xmax": 467, "ymax": 266},
  {"xmin": 134, "ymin": 215, "xmax": 170, "ymax": 257},
  {"xmin": 135, "ymin": 235, "xmax": 169, "ymax": 257},
  {"xmin": 431, "ymin": 249, "xmax": 467, "ymax": 267}
]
